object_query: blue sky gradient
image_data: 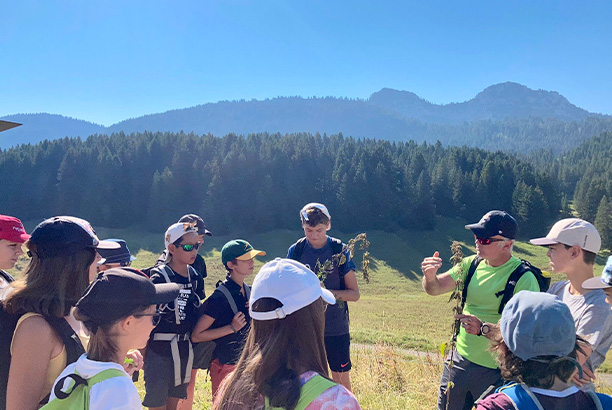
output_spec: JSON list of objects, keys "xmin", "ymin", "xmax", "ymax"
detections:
[{"xmin": 2, "ymin": 0, "xmax": 611, "ymax": 125}]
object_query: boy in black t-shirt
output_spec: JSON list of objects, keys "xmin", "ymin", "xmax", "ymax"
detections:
[
  {"xmin": 192, "ymin": 239, "xmax": 265, "ymax": 400},
  {"xmin": 143, "ymin": 222, "xmax": 205, "ymax": 410}
]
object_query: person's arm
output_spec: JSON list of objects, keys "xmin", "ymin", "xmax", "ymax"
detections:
[
  {"xmin": 573, "ymin": 339, "xmax": 594, "ymax": 386},
  {"xmin": 454, "ymin": 314, "xmax": 501, "ymax": 342},
  {"xmin": 7, "ymin": 316, "xmax": 62, "ymax": 410},
  {"xmin": 333, "ymin": 270, "xmax": 360, "ymax": 302},
  {"xmin": 191, "ymin": 312, "xmax": 247, "ymax": 343},
  {"xmin": 421, "ymin": 251, "xmax": 457, "ymax": 296},
  {"xmin": 571, "ymin": 305, "xmax": 608, "ymax": 386}
]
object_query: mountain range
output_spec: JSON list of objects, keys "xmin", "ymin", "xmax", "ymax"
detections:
[{"xmin": 2, "ymin": 82, "xmax": 611, "ymax": 153}]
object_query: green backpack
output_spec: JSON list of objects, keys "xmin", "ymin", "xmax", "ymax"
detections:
[
  {"xmin": 41, "ymin": 368, "xmax": 127, "ymax": 410},
  {"xmin": 265, "ymin": 374, "xmax": 336, "ymax": 410}
]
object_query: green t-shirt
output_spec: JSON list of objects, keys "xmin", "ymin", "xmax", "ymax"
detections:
[{"xmin": 448, "ymin": 254, "xmax": 540, "ymax": 368}]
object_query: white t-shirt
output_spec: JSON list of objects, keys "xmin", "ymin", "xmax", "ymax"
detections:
[
  {"xmin": 49, "ymin": 354, "xmax": 141, "ymax": 410},
  {"xmin": 548, "ymin": 281, "xmax": 612, "ymax": 391}
]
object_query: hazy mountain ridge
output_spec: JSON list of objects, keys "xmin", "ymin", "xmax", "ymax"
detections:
[
  {"xmin": 1, "ymin": 82, "xmax": 610, "ymax": 153},
  {"xmin": 368, "ymin": 82, "xmax": 596, "ymax": 123},
  {"xmin": 0, "ymin": 113, "xmax": 105, "ymax": 146}
]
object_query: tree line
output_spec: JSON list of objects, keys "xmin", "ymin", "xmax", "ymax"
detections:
[
  {"xmin": 0, "ymin": 131, "xmax": 566, "ymax": 239},
  {"xmin": 525, "ymin": 131, "xmax": 612, "ymax": 249}
]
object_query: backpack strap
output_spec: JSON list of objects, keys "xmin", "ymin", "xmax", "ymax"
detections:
[
  {"xmin": 587, "ymin": 391, "xmax": 606, "ymax": 410},
  {"xmin": 294, "ymin": 375, "xmax": 337, "ymax": 410},
  {"xmin": 460, "ymin": 256, "xmax": 482, "ymax": 309},
  {"xmin": 495, "ymin": 261, "xmax": 536, "ymax": 314},
  {"xmin": 265, "ymin": 374, "xmax": 336, "ymax": 410},
  {"xmin": 155, "ymin": 265, "xmax": 182, "ymax": 325},
  {"xmin": 44, "ymin": 316, "xmax": 86, "ymax": 364},
  {"xmin": 289, "ymin": 237, "xmax": 308, "ymax": 261},
  {"xmin": 216, "ymin": 283, "xmax": 239, "ymax": 315},
  {"xmin": 245, "ymin": 283, "xmax": 251, "ymax": 301},
  {"xmin": 329, "ymin": 238, "xmax": 347, "ymax": 290},
  {"xmin": 188, "ymin": 266, "xmax": 204, "ymax": 308},
  {"xmin": 499, "ymin": 383, "xmax": 543, "ymax": 410},
  {"xmin": 50, "ymin": 368, "xmax": 126, "ymax": 403},
  {"xmin": 36, "ymin": 316, "xmax": 87, "ymax": 406},
  {"xmin": 152, "ymin": 332, "xmax": 193, "ymax": 386}
]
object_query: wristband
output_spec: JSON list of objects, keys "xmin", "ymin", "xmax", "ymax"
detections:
[{"xmin": 230, "ymin": 323, "xmax": 237, "ymax": 333}]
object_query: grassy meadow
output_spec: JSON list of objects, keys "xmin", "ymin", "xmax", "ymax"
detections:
[{"xmin": 8, "ymin": 216, "xmax": 612, "ymax": 409}]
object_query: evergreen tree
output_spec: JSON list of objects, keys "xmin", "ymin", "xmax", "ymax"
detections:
[{"xmin": 595, "ymin": 196, "xmax": 612, "ymax": 250}]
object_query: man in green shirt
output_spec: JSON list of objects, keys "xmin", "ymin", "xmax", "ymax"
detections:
[{"xmin": 421, "ymin": 210, "xmax": 540, "ymax": 410}]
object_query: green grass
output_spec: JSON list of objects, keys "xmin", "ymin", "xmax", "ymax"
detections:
[{"xmin": 7, "ymin": 216, "xmax": 612, "ymax": 409}]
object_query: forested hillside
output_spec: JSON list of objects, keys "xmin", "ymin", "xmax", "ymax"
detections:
[
  {"xmin": 0, "ymin": 132, "xmax": 560, "ymax": 237},
  {"xmin": 526, "ymin": 132, "xmax": 612, "ymax": 248},
  {"xmin": 3, "ymin": 83, "xmax": 612, "ymax": 154}
]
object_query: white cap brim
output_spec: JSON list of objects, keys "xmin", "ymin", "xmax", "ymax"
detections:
[
  {"xmin": 530, "ymin": 237, "xmax": 559, "ymax": 246},
  {"xmin": 321, "ymin": 287, "xmax": 336, "ymax": 305},
  {"xmin": 582, "ymin": 276, "xmax": 612, "ymax": 290}
]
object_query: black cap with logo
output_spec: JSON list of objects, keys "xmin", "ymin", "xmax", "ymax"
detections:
[
  {"xmin": 465, "ymin": 210, "xmax": 518, "ymax": 239},
  {"xmin": 76, "ymin": 267, "xmax": 179, "ymax": 329}
]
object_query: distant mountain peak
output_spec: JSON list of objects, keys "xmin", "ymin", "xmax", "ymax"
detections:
[
  {"xmin": 473, "ymin": 81, "xmax": 565, "ymax": 103},
  {"xmin": 370, "ymin": 88, "xmax": 424, "ymax": 101},
  {"xmin": 368, "ymin": 82, "xmax": 595, "ymax": 123}
]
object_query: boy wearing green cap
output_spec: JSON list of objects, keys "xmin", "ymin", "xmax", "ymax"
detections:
[{"xmin": 192, "ymin": 239, "xmax": 265, "ymax": 400}]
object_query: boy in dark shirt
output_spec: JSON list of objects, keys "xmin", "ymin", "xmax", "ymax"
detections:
[
  {"xmin": 155, "ymin": 214, "xmax": 212, "ymax": 280},
  {"xmin": 143, "ymin": 222, "xmax": 205, "ymax": 410},
  {"xmin": 287, "ymin": 203, "xmax": 360, "ymax": 391},
  {"xmin": 192, "ymin": 239, "xmax": 265, "ymax": 400}
]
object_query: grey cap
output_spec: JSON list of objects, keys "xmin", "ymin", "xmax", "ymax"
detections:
[{"xmin": 500, "ymin": 291, "xmax": 576, "ymax": 361}]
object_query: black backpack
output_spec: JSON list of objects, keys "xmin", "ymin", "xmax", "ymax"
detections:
[
  {"xmin": 461, "ymin": 257, "xmax": 551, "ymax": 314},
  {"xmin": 289, "ymin": 237, "xmax": 346, "ymax": 289},
  {"xmin": 0, "ymin": 302, "xmax": 86, "ymax": 410}
]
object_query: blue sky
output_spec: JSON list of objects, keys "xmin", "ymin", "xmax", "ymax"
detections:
[{"xmin": 2, "ymin": 0, "xmax": 611, "ymax": 126}]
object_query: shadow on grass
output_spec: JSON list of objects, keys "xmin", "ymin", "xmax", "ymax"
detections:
[{"xmin": 513, "ymin": 243, "xmax": 535, "ymax": 256}]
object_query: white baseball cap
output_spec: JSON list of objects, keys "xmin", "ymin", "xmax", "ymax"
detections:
[
  {"xmin": 249, "ymin": 258, "xmax": 336, "ymax": 321},
  {"xmin": 530, "ymin": 218, "xmax": 601, "ymax": 254},
  {"xmin": 164, "ymin": 222, "xmax": 198, "ymax": 249},
  {"xmin": 300, "ymin": 203, "xmax": 331, "ymax": 222}
]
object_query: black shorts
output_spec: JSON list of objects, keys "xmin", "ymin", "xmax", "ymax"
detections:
[
  {"xmin": 142, "ymin": 347, "xmax": 189, "ymax": 407},
  {"xmin": 324, "ymin": 333, "xmax": 351, "ymax": 373}
]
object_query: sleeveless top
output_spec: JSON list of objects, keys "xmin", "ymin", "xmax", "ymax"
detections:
[{"xmin": 10, "ymin": 312, "xmax": 90, "ymax": 401}]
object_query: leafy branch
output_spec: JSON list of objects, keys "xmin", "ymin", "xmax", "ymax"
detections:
[
  {"xmin": 441, "ymin": 241, "xmax": 464, "ymax": 410},
  {"xmin": 314, "ymin": 233, "xmax": 370, "ymax": 309}
]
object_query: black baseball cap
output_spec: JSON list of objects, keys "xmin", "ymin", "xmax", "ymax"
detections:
[
  {"xmin": 28, "ymin": 216, "xmax": 120, "ymax": 259},
  {"xmin": 178, "ymin": 214, "xmax": 212, "ymax": 236},
  {"xmin": 76, "ymin": 267, "xmax": 179, "ymax": 327},
  {"xmin": 465, "ymin": 210, "xmax": 518, "ymax": 239}
]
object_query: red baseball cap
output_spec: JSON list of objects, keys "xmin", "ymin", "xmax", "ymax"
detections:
[{"xmin": 0, "ymin": 215, "xmax": 30, "ymax": 243}]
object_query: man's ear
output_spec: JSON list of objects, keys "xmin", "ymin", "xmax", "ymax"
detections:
[
  {"xmin": 168, "ymin": 244, "xmax": 177, "ymax": 254},
  {"xmin": 326, "ymin": 221, "xmax": 331, "ymax": 231},
  {"xmin": 226, "ymin": 260, "xmax": 235, "ymax": 270}
]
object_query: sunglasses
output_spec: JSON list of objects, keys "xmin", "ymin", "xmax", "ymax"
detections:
[
  {"xmin": 178, "ymin": 242, "xmax": 201, "ymax": 252},
  {"xmin": 476, "ymin": 237, "xmax": 507, "ymax": 246},
  {"xmin": 135, "ymin": 311, "xmax": 162, "ymax": 326}
]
